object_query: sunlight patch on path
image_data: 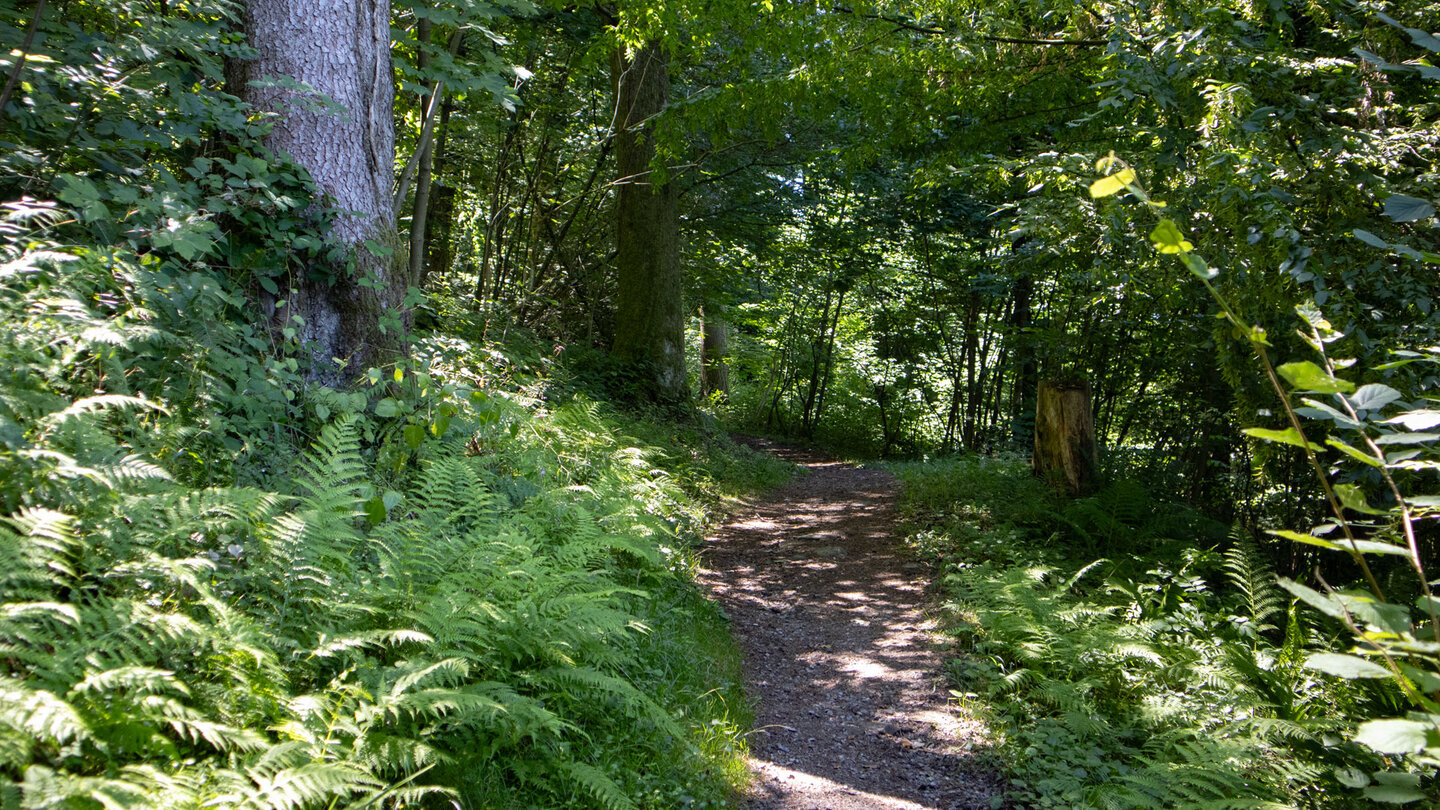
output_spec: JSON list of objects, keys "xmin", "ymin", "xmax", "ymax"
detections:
[{"xmin": 747, "ymin": 759, "xmax": 939, "ymax": 810}]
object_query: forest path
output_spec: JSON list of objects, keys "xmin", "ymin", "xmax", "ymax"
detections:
[{"xmin": 699, "ymin": 438, "xmax": 1001, "ymax": 810}]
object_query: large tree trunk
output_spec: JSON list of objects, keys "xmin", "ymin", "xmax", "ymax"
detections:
[
  {"xmin": 610, "ymin": 42, "xmax": 684, "ymax": 401},
  {"xmin": 1033, "ymin": 379, "xmax": 1098, "ymax": 496},
  {"xmin": 240, "ymin": 0, "xmax": 403, "ymax": 386}
]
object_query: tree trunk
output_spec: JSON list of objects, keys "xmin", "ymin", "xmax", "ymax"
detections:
[
  {"xmin": 407, "ymin": 17, "xmax": 434, "ymax": 286},
  {"xmin": 700, "ymin": 306, "xmax": 729, "ymax": 398},
  {"xmin": 610, "ymin": 42, "xmax": 684, "ymax": 400},
  {"xmin": 1033, "ymin": 379, "xmax": 1098, "ymax": 496},
  {"xmin": 240, "ymin": 0, "xmax": 402, "ymax": 385}
]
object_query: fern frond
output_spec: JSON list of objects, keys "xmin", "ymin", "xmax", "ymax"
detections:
[{"xmin": 560, "ymin": 761, "xmax": 638, "ymax": 810}]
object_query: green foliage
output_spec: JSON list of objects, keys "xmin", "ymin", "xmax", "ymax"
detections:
[
  {"xmin": 0, "ymin": 227, "xmax": 769, "ymax": 808},
  {"xmin": 893, "ymin": 455, "xmax": 1400, "ymax": 808}
]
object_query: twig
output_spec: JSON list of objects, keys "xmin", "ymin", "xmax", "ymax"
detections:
[{"xmin": 0, "ymin": 0, "xmax": 48, "ymax": 120}]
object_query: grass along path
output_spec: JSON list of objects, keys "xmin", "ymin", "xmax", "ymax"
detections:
[{"xmin": 700, "ymin": 438, "xmax": 1002, "ymax": 810}]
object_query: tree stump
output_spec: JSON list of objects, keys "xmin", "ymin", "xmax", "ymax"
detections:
[{"xmin": 1033, "ymin": 379, "xmax": 1098, "ymax": 496}]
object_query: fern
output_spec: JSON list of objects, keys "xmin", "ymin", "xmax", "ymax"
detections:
[
  {"xmin": 1223, "ymin": 530, "xmax": 1285, "ymax": 637},
  {"xmin": 560, "ymin": 762, "xmax": 639, "ymax": 810}
]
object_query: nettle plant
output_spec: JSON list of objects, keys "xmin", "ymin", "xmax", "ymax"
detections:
[{"xmin": 1091, "ymin": 158, "xmax": 1440, "ymax": 803}]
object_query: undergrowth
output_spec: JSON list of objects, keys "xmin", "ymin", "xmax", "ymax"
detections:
[
  {"xmin": 889, "ymin": 456, "xmax": 1409, "ymax": 809},
  {"xmin": 0, "ymin": 235, "xmax": 791, "ymax": 808}
]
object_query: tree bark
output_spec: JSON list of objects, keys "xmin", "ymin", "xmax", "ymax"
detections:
[
  {"xmin": 700, "ymin": 306, "xmax": 729, "ymax": 398},
  {"xmin": 240, "ymin": 0, "xmax": 403, "ymax": 385},
  {"xmin": 1033, "ymin": 379, "xmax": 1098, "ymax": 496},
  {"xmin": 610, "ymin": 41, "xmax": 684, "ymax": 400},
  {"xmin": 407, "ymin": 17, "xmax": 434, "ymax": 286}
]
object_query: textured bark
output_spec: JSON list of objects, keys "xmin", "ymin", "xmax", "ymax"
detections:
[
  {"xmin": 610, "ymin": 42, "xmax": 684, "ymax": 400},
  {"xmin": 1033, "ymin": 379, "xmax": 1098, "ymax": 496},
  {"xmin": 240, "ymin": 0, "xmax": 403, "ymax": 385},
  {"xmin": 407, "ymin": 17, "xmax": 434, "ymax": 287},
  {"xmin": 701, "ymin": 308, "xmax": 729, "ymax": 397}
]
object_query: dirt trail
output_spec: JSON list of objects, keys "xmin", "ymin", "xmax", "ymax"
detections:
[{"xmin": 699, "ymin": 438, "xmax": 1001, "ymax": 810}]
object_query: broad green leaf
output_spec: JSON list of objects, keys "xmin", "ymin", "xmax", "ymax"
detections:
[
  {"xmin": 363, "ymin": 496, "xmax": 386, "ymax": 525},
  {"xmin": 1278, "ymin": 578, "xmax": 1348, "ymax": 620},
  {"xmin": 431, "ymin": 413, "xmax": 452, "ymax": 437},
  {"xmin": 1384, "ymin": 194, "xmax": 1436, "ymax": 223},
  {"xmin": 314, "ymin": 403, "xmax": 331, "ymax": 422},
  {"xmin": 1243, "ymin": 426, "xmax": 1318, "ymax": 450},
  {"xmin": 1335, "ymin": 483, "xmax": 1387, "ymax": 515},
  {"xmin": 374, "ymin": 398, "xmax": 401, "ymax": 418},
  {"xmin": 1354, "ymin": 229, "xmax": 1392, "ymax": 249},
  {"xmin": 1304, "ymin": 652, "xmax": 1391, "ymax": 679},
  {"xmin": 1355, "ymin": 719, "xmax": 1432, "ymax": 754},
  {"xmin": 1326, "ymin": 438, "xmax": 1383, "ymax": 467},
  {"xmin": 1335, "ymin": 593, "xmax": 1413, "ymax": 633},
  {"xmin": 403, "ymin": 424, "xmax": 426, "ymax": 449},
  {"xmin": 1364, "ymin": 785, "xmax": 1427, "ymax": 804},
  {"xmin": 1387, "ymin": 410, "xmax": 1440, "ymax": 430},
  {"xmin": 1300, "ymin": 397, "xmax": 1364, "ymax": 429},
  {"xmin": 1268, "ymin": 529, "xmax": 1339, "ymax": 550},
  {"xmin": 1276, "ymin": 361, "xmax": 1354, "ymax": 394},
  {"xmin": 381, "ymin": 491, "xmax": 403, "ymax": 512},
  {"xmin": 1148, "ymin": 219, "xmax": 1193, "ymax": 254},
  {"xmin": 1180, "ymin": 253, "xmax": 1216, "ymax": 279},
  {"xmin": 1334, "ymin": 767, "xmax": 1370, "ymax": 789},
  {"xmin": 1375, "ymin": 432, "xmax": 1439, "ymax": 446},
  {"xmin": 1349, "ymin": 384, "xmax": 1403, "ymax": 412},
  {"xmin": 1088, "ymin": 168, "xmax": 1135, "ymax": 198},
  {"xmin": 1339, "ymin": 540, "xmax": 1411, "ymax": 557}
]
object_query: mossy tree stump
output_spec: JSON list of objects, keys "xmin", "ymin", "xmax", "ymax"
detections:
[{"xmin": 1033, "ymin": 379, "xmax": 1098, "ymax": 496}]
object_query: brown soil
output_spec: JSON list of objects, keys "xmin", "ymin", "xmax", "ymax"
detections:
[{"xmin": 699, "ymin": 438, "xmax": 1003, "ymax": 810}]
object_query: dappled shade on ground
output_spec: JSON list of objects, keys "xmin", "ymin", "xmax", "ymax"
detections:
[{"xmin": 701, "ymin": 439, "xmax": 1001, "ymax": 810}]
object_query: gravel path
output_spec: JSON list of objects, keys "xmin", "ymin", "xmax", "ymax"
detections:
[{"xmin": 699, "ymin": 439, "xmax": 1002, "ymax": 810}]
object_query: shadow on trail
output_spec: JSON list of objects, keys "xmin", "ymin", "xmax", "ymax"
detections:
[{"xmin": 702, "ymin": 437, "xmax": 999, "ymax": 810}]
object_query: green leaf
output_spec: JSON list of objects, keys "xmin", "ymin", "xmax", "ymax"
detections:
[
  {"xmin": 1335, "ymin": 483, "xmax": 1387, "ymax": 515},
  {"xmin": 1376, "ymin": 432, "xmax": 1439, "ymax": 446},
  {"xmin": 1387, "ymin": 410, "xmax": 1440, "ymax": 431},
  {"xmin": 1243, "ymin": 427, "xmax": 1318, "ymax": 450},
  {"xmin": 1276, "ymin": 361, "xmax": 1355, "ymax": 394},
  {"xmin": 1326, "ymin": 438, "xmax": 1382, "ymax": 467},
  {"xmin": 381, "ymin": 491, "xmax": 403, "ymax": 512},
  {"xmin": 1355, "ymin": 720, "xmax": 1433, "ymax": 754},
  {"xmin": 1304, "ymin": 652, "xmax": 1391, "ymax": 679},
  {"xmin": 1299, "ymin": 398, "xmax": 1364, "ymax": 429},
  {"xmin": 1355, "ymin": 229, "xmax": 1392, "ymax": 249},
  {"xmin": 1088, "ymin": 168, "xmax": 1135, "ymax": 198},
  {"xmin": 1148, "ymin": 219, "xmax": 1193, "ymax": 254},
  {"xmin": 1364, "ymin": 785, "xmax": 1427, "ymax": 804},
  {"xmin": 1180, "ymin": 253, "xmax": 1217, "ymax": 279},
  {"xmin": 1349, "ymin": 384, "xmax": 1403, "ymax": 412},
  {"xmin": 315, "ymin": 403, "xmax": 331, "ymax": 422},
  {"xmin": 374, "ymin": 398, "xmax": 401, "ymax": 418},
  {"xmin": 1268, "ymin": 529, "xmax": 1340, "ymax": 550},
  {"xmin": 431, "ymin": 413, "xmax": 452, "ymax": 437},
  {"xmin": 1384, "ymin": 194, "xmax": 1436, "ymax": 223},
  {"xmin": 363, "ymin": 496, "xmax": 387, "ymax": 525},
  {"xmin": 1334, "ymin": 767, "xmax": 1370, "ymax": 789},
  {"xmin": 1278, "ymin": 578, "xmax": 1348, "ymax": 620},
  {"xmin": 403, "ymin": 424, "xmax": 426, "ymax": 449}
]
